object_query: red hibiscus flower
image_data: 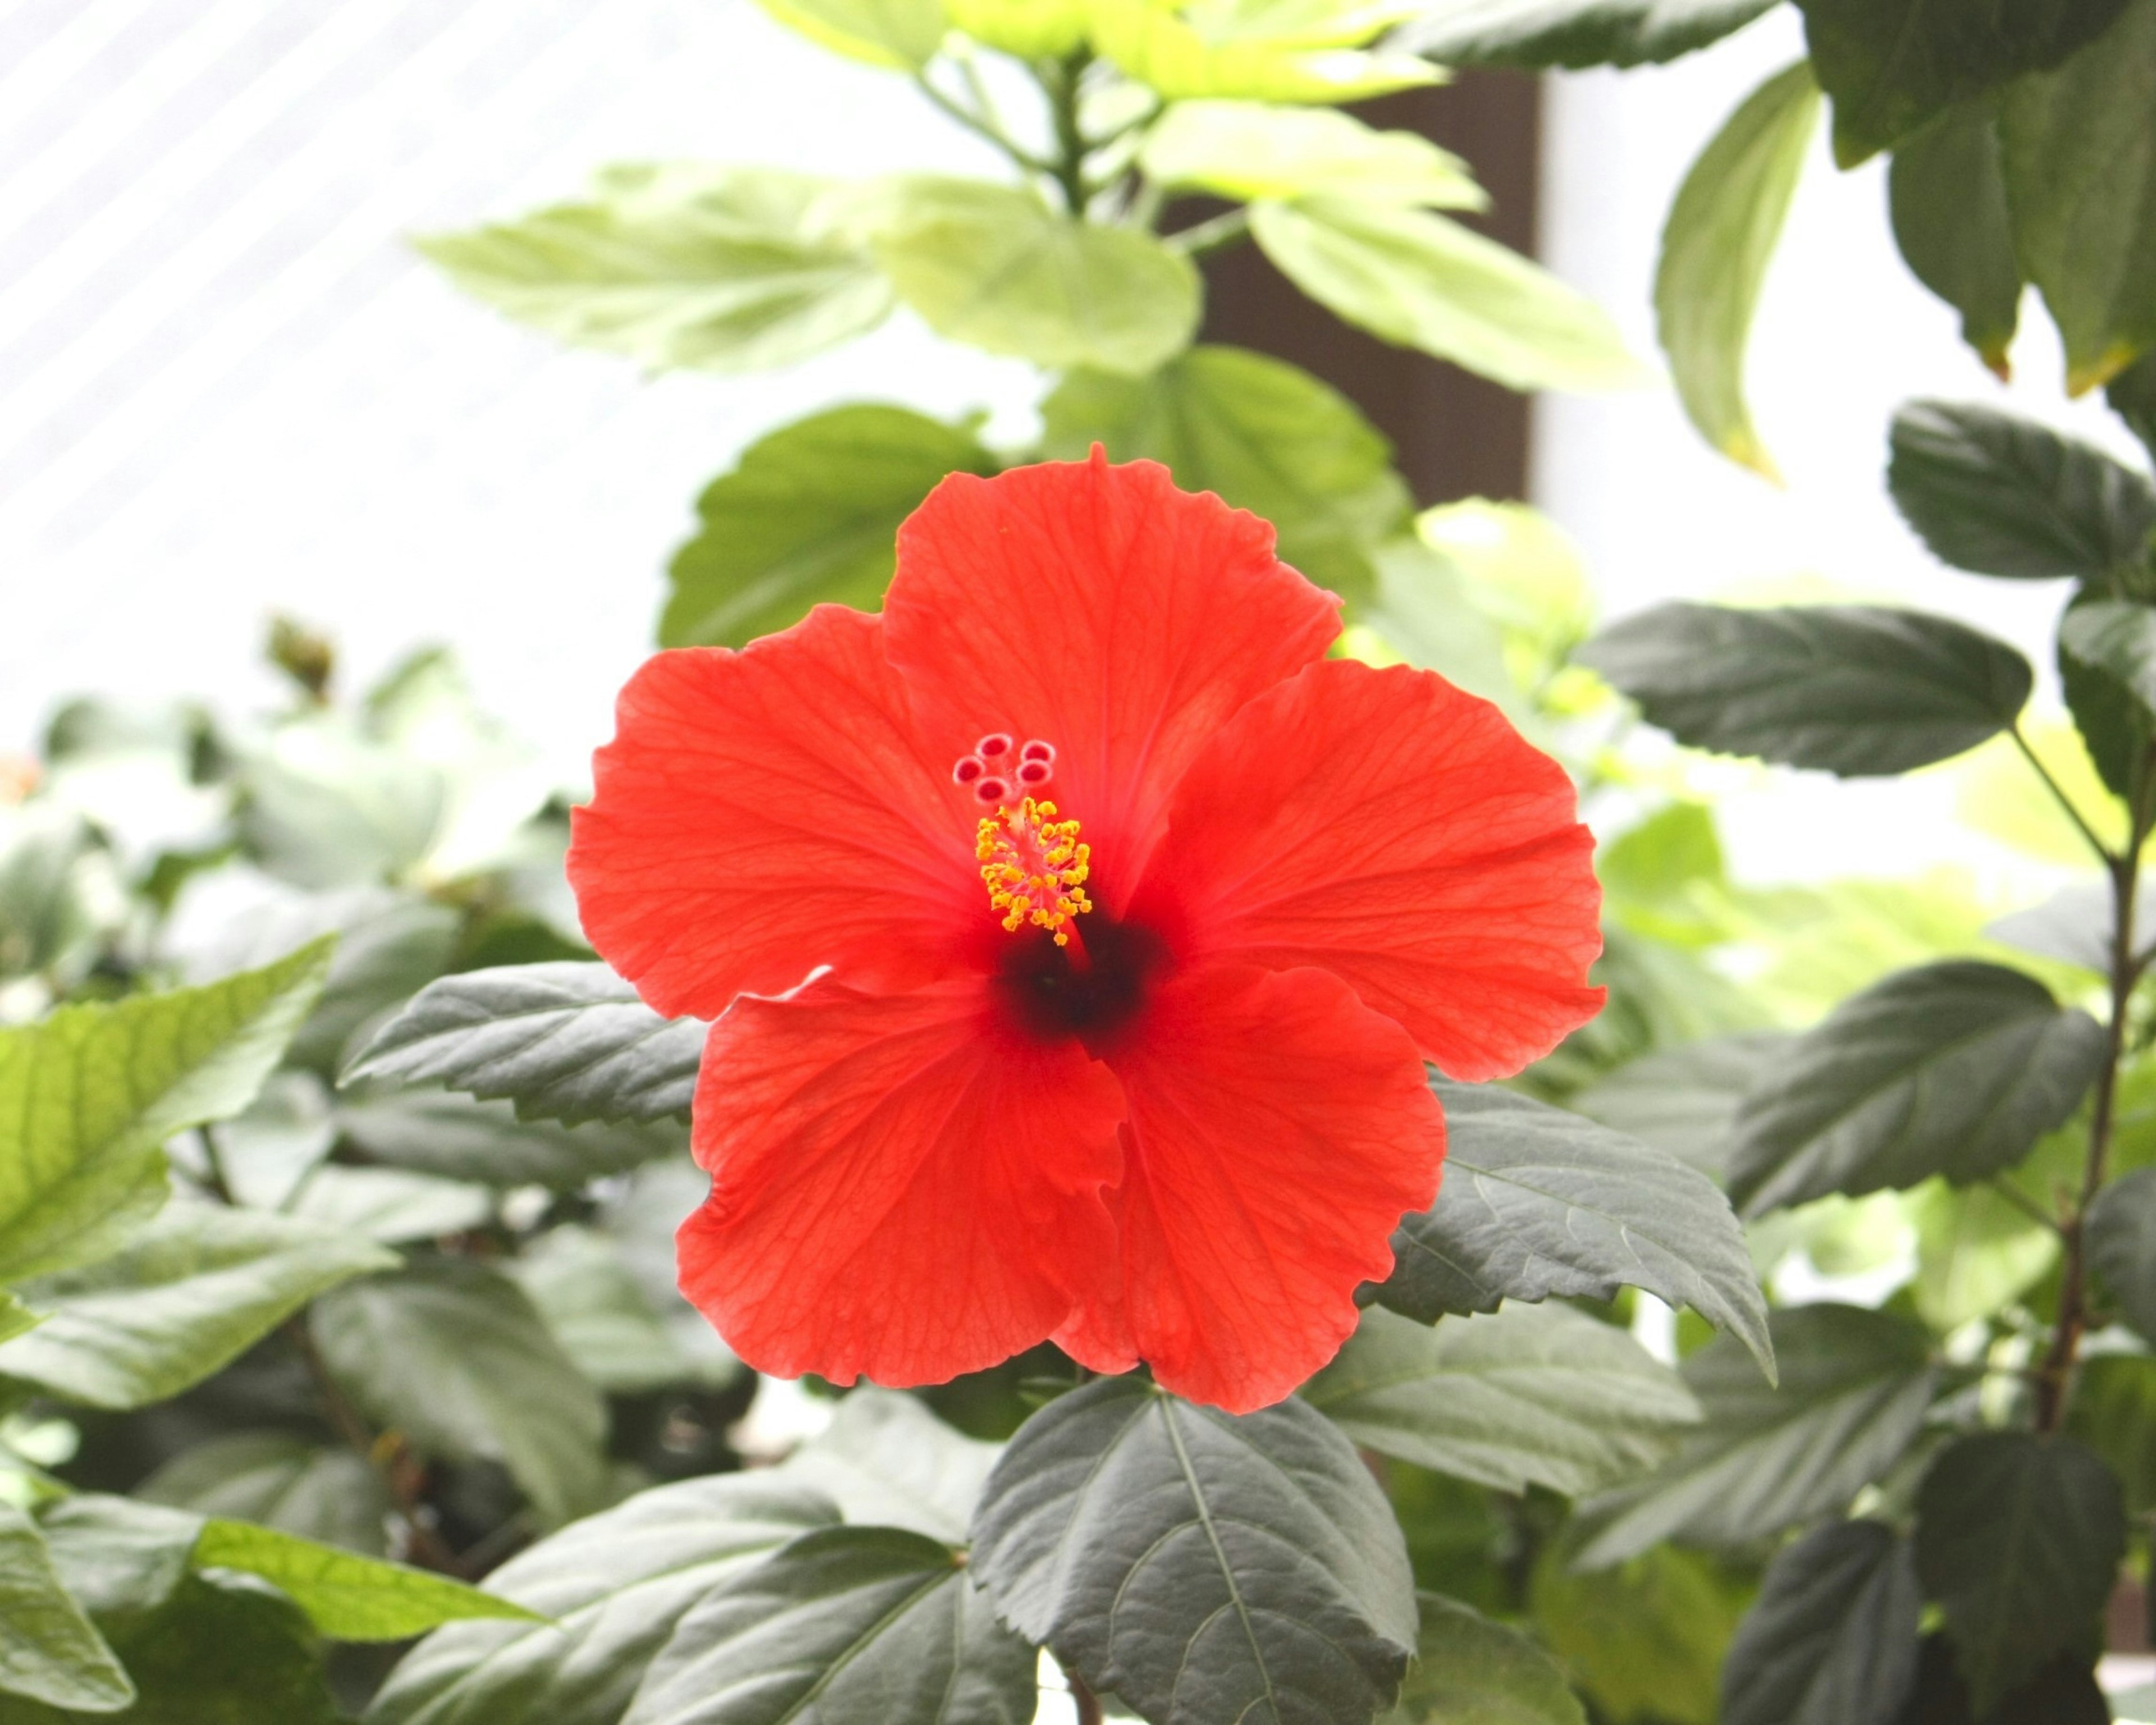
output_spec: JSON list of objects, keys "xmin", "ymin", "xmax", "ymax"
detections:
[{"xmin": 569, "ymin": 454, "xmax": 1603, "ymax": 1413}]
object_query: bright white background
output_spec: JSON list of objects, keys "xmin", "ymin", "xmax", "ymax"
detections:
[{"xmin": 0, "ymin": 0, "xmax": 2140, "ymax": 882}]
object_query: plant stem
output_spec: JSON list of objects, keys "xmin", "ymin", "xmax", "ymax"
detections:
[
  {"xmin": 1986, "ymin": 1173, "xmax": 2066, "ymax": 1234},
  {"xmin": 1165, "ymin": 206, "xmax": 1250, "ymax": 257},
  {"xmin": 1044, "ymin": 51, "xmax": 1093, "ymax": 215},
  {"xmin": 1069, "ymin": 1673, "xmax": 1106, "ymax": 1725},
  {"xmin": 2011, "ymin": 724, "xmax": 2116, "ymax": 863},
  {"xmin": 913, "ymin": 72, "xmax": 1058, "ymax": 179},
  {"xmin": 194, "ymin": 1126, "xmax": 236, "ymax": 1207}
]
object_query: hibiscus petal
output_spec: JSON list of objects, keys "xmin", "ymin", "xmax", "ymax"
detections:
[
  {"xmin": 881, "ymin": 454, "xmax": 1341, "ymax": 908},
  {"xmin": 679, "ymin": 974, "xmax": 1126, "ymax": 1388},
  {"xmin": 1059, "ymin": 962, "xmax": 1445, "ymax": 1414},
  {"xmin": 569, "ymin": 607, "xmax": 984, "ymax": 1019},
  {"xmin": 1142, "ymin": 658, "xmax": 1604, "ymax": 1081}
]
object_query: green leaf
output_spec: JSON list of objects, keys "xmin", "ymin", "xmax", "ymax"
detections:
[
  {"xmin": 661, "ymin": 404, "xmax": 995, "ymax": 650},
  {"xmin": 1726, "ymin": 959, "xmax": 2107, "ymax": 1215},
  {"xmin": 1039, "ymin": 345, "xmax": 1412, "ymax": 604},
  {"xmin": 970, "ymin": 1376, "xmax": 1418, "ymax": 1725},
  {"xmin": 1250, "ymin": 197, "xmax": 1645, "ymax": 392},
  {"xmin": 1719, "ymin": 1520, "xmax": 1921, "ymax": 1725},
  {"xmin": 1886, "ymin": 400, "xmax": 2156, "ymax": 578},
  {"xmin": 1889, "ymin": 106, "xmax": 2022, "ymax": 375},
  {"xmin": 1577, "ymin": 602, "xmax": 2034, "ymax": 776},
  {"xmin": 2112, "ymin": 350, "xmax": 2156, "ymax": 461},
  {"xmin": 0, "ymin": 939, "xmax": 335, "ymax": 1283},
  {"xmin": 0, "ymin": 1293, "xmax": 36, "ymax": 1347},
  {"xmin": 1392, "ymin": 0, "xmax": 1776, "ymax": 68},
  {"xmin": 191, "ymin": 1519, "xmax": 538, "ymax": 1644},
  {"xmin": 1528, "ymin": 1544, "xmax": 1749, "ymax": 1725},
  {"xmin": 620, "ymin": 1526, "xmax": 1033, "ymax": 1725},
  {"xmin": 748, "ymin": 0, "xmax": 947, "ymax": 66},
  {"xmin": 417, "ymin": 166, "xmax": 893, "ymax": 373},
  {"xmin": 1569, "ymin": 1033, "xmax": 1789, "ymax": 1178},
  {"xmin": 139, "ymin": 1434, "xmax": 390, "ymax": 1556},
  {"xmin": 1985, "ymin": 878, "xmax": 2146, "ymax": 976},
  {"xmin": 311, "ymin": 1260, "xmax": 608, "ymax": 1523},
  {"xmin": 35, "ymin": 1497, "xmax": 201, "ymax": 1622},
  {"xmin": 0, "ymin": 1206, "xmax": 395, "ymax": 1411},
  {"xmin": 869, "ymin": 177, "xmax": 1198, "ymax": 373},
  {"xmin": 2061, "ymin": 598, "xmax": 2156, "ymax": 713},
  {"xmin": 1373, "ymin": 1081, "xmax": 1770, "ymax": 1377},
  {"xmin": 1139, "ymin": 101, "xmax": 1483, "ymax": 206},
  {"xmin": 334, "ymin": 1090, "xmax": 683, "ymax": 1188},
  {"xmin": 1654, "ymin": 61, "xmax": 1819, "ymax": 479},
  {"xmin": 2061, "ymin": 588, "xmax": 2149, "ymax": 799},
  {"xmin": 1914, "ymin": 1431, "xmax": 2125, "ymax": 1712},
  {"xmin": 1359, "ymin": 536, "xmax": 1525, "ymax": 715},
  {"xmin": 1575, "ymin": 1305, "xmax": 1934, "ymax": 1568},
  {"xmin": 1382, "ymin": 1593, "xmax": 1584, "ymax": 1725},
  {"xmin": 1089, "ymin": 0, "xmax": 1440, "ymax": 101},
  {"xmin": 947, "ymin": 0, "xmax": 1086, "ymax": 56},
  {"xmin": 2001, "ymin": 0, "xmax": 2156, "ymax": 394},
  {"xmin": 1796, "ymin": 0, "xmax": 2128, "ymax": 167},
  {"xmin": 1908, "ymin": 1178, "xmax": 2059, "ymax": 1331},
  {"xmin": 778, "ymin": 1388, "xmax": 1000, "ymax": 1544},
  {"xmin": 0, "ymin": 1504, "xmax": 132, "ymax": 1713},
  {"xmin": 363, "ymin": 1475, "xmax": 837, "ymax": 1725},
  {"xmin": 344, "ymin": 963, "xmax": 701, "ymax": 1127},
  {"xmin": 1305, "ymin": 1303, "xmax": 1700, "ymax": 1498},
  {"xmin": 2064, "ymin": 1356, "xmax": 2156, "ymax": 1518},
  {"xmin": 2086, "ymin": 1166, "xmax": 2156, "ymax": 1341},
  {"xmin": 509, "ymin": 1225, "xmax": 709, "ymax": 1395},
  {"xmin": 286, "ymin": 1166, "xmax": 495, "ymax": 1245}
]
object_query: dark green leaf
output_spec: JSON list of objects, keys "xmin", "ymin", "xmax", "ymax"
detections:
[
  {"xmin": 1569, "ymin": 1033, "xmax": 1789, "ymax": 1178},
  {"xmin": 1394, "ymin": 0, "xmax": 1778, "ymax": 67},
  {"xmin": 2086, "ymin": 1166, "xmax": 2156, "ymax": 1341},
  {"xmin": 1914, "ymin": 1431, "xmax": 2125, "ymax": 1712},
  {"xmin": 2061, "ymin": 587, "xmax": 2148, "ymax": 798},
  {"xmin": 2111, "ymin": 351, "xmax": 2156, "ymax": 461},
  {"xmin": 1249, "ymin": 197, "xmax": 1646, "ymax": 392},
  {"xmin": 1655, "ymin": 61, "xmax": 1819, "ymax": 478},
  {"xmin": 1575, "ymin": 1305, "xmax": 1934, "ymax": 1567},
  {"xmin": 970, "ymin": 1376, "xmax": 1417, "ymax": 1725},
  {"xmin": 311, "ymin": 1260, "xmax": 608, "ymax": 1523},
  {"xmin": 778, "ymin": 1388, "xmax": 999, "ymax": 1544},
  {"xmin": 0, "ymin": 939, "xmax": 334, "ymax": 1282},
  {"xmin": 659, "ymin": 405, "xmax": 995, "ymax": 650},
  {"xmin": 417, "ymin": 166, "xmax": 893, "ymax": 373},
  {"xmin": 343, "ymin": 962, "xmax": 701, "ymax": 1127},
  {"xmin": 1382, "ymin": 1593, "xmax": 1584, "ymax": 1724},
  {"xmin": 0, "ymin": 1504, "xmax": 131, "ymax": 1713},
  {"xmin": 1578, "ymin": 602, "xmax": 2032, "ymax": 775},
  {"xmin": 334, "ymin": 1090, "xmax": 682, "ymax": 1188},
  {"xmin": 2061, "ymin": 598, "xmax": 2156, "ymax": 712},
  {"xmin": 364, "ymin": 1475, "xmax": 837, "ymax": 1725},
  {"xmin": 620, "ymin": 1526, "xmax": 1034, "ymax": 1725},
  {"xmin": 191, "ymin": 1520, "xmax": 538, "ymax": 1643},
  {"xmin": 869, "ymin": 179, "xmax": 1200, "ymax": 374},
  {"xmin": 1373, "ymin": 1082, "xmax": 1771, "ymax": 1376},
  {"xmin": 1888, "ymin": 400, "xmax": 2156, "ymax": 578},
  {"xmin": 509, "ymin": 1225, "xmax": 712, "ymax": 1394},
  {"xmin": 2001, "ymin": 0, "xmax": 2156, "ymax": 394},
  {"xmin": 1889, "ymin": 105, "xmax": 2022, "ymax": 373},
  {"xmin": 0, "ymin": 1206, "xmax": 395, "ymax": 1410},
  {"xmin": 1720, "ymin": 1520, "xmax": 1921, "ymax": 1725},
  {"xmin": 1305, "ymin": 1303, "xmax": 1700, "ymax": 1498},
  {"xmin": 139, "ymin": 1434, "xmax": 389, "ymax": 1556},
  {"xmin": 2064, "ymin": 1356, "xmax": 2156, "ymax": 1517},
  {"xmin": 1039, "ymin": 345, "xmax": 1412, "ymax": 606},
  {"xmin": 1726, "ymin": 960, "xmax": 2106, "ymax": 1214},
  {"xmin": 1795, "ymin": 0, "xmax": 2128, "ymax": 166}
]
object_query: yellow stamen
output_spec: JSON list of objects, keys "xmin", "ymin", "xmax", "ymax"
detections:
[{"xmin": 976, "ymin": 798, "xmax": 1093, "ymax": 945}]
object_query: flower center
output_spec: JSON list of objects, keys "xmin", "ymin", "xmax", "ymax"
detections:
[{"xmin": 958, "ymin": 735, "xmax": 1091, "ymax": 945}]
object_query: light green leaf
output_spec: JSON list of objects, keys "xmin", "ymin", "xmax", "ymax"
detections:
[
  {"xmin": 140, "ymin": 1433, "xmax": 390, "ymax": 1556},
  {"xmin": 1039, "ymin": 344, "xmax": 1412, "ymax": 604},
  {"xmin": 0, "ymin": 1503, "xmax": 132, "ymax": 1713},
  {"xmin": 0, "ymin": 1293, "xmax": 36, "ymax": 1348},
  {"xmin": 418, "ymin": 166, "xmax": 893, "ymax": 373},
  {"xmin": 287, "ymin": 1166, "xmax": 495, "ymax": 1244},
  {"xmin": 870, "ymin": 177, "xmax": 1199, "ymax": 373},
  {"xmin": 334, "ymin": 1090, "xmax": 683, "ymax": 1188},
  {"xmin": 1529, "ymin": 1544, "xmax": 1749, "ymax": 1725},
  {"xmin": 0, "ymin": 1205, "xmax": 396, "ymax": 1411},
  {"xmin": 1654, "ymin": 61, "xmax": 1819, "ymax": 479},
  {"xmin": 753, "ymin": 0, "xmax": 946, "ymax": 66},
  {"xmin": 509, "ymin": 1225, "xmax": 708, "ymax": 1395},
  {"xmin": 1358, "ymin": 536, "xmax": 1522, "ymax": 716},
  {"xmin": 363, "ymin": 1475, "xmax": 838, "ymax": 1725},
  {"xmin": 620, "ymin": 1526, "xmax": 1035, "ymax": 1725},
  {"xmin": 779, "ymin": 1388, "xmax": 1000, "ymax": 1543},
  {"xmin": 1140, "ymin": 101, "xmax": 1483, "ymax": 205},
  {"xmin": 311, "ymin": 1260, "xmax": 608, "ymax": 1524},
  {"xmin": 0, "ymin": 938, "xmax": 335, "ymax": 1283},
  {"xmin": 1250, "ymin": 197, "xmax": 1646, "ymax": 392},
  {"xmin": 1089, "ymin": 0, "xmax": 1440, "ymax": 101},
  {"xmin": 1889, "ymin": 104, "xmax": 2021, "ymax": 376},
  {"xmin": 1719, "ymin": 1520, "xmax": 1921, "ymax": 1725},
  {"xmin": 1306, "ymin": 1304, "xmax": 1700, "ymax": 1498},
  {"xmin": 1908, "ymin": 1177, "xmax": 2059, "ymax": 1331},
  {"xmin": 2002, "ymin": 0, "xmax": 2156, "ymax": 393},
  {"xmin": 193, "ymin": 1518, "xmax": 539, "ymax": 1643},
  {"xmin": 660, "ymin": 404, "xmax": 995, "ymax": 649},
  {"xmin": 1383, "ymin": 1593, "xmax": 1584, "ymax": 1724},
  {"xmin": 947, "ymin": 0, "xmax": 1087, "ymax": 56},
  {"xmin": 1574, "ymin": 1305, "xmax": 1934, "ymax": 1568}
]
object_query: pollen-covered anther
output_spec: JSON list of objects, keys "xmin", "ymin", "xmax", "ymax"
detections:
[{"xmin": 975, "ymin": 796, "xmax": 1093, "ymax": 945}]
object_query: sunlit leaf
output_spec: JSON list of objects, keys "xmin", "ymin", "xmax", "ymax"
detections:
[
  {"xmin": 0, "ymin": 1504, "xmax": 131, "ymax": 1713},
  {"xmin": 748, "ymin": 0, "xmax": 948, "ymax": 66},
  {"xmin": 1089, "ymin": 0, "xmax": 1440, "ymax": 101},
  {"xmin": 1140, "ymin": 101, "xmax": 1483, "ymax": 205},
  {"xmin": 947, "ymin": 0, "xmax": 1087, "ymax": 56}
]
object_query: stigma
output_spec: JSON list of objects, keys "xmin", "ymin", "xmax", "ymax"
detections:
[{"xmin": 975, "ymin": 795, "xmax": 1092, "ymax": 945}]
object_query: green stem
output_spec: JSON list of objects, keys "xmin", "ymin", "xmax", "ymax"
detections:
[
  {"xmin": 1165, "ymin": 205, "xmax": 1250, "ymax": 257},
  {"xmin": 913, "ymin": 72, "xmax": 1058, "ymax": 178},
  {"xmin": 2011, "ymin": 722, "xmax": 2115, "ymax": 864},
  {"xmin": 1043, "ymin": 50, "xmax": 1093, "ymax": 215},
  {"xmin": 194, "ymin": 1127, "xmax": 236, "ymax": 1207},
  {"xmin": 1985, "ymin": 1173, "xmax": 2066, "ymax": 1234}
]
